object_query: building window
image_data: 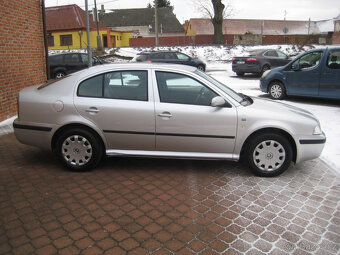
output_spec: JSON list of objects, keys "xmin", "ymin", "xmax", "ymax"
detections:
[
  {"xmin": 116, "ymin": 35, "xmax": 119, "ymax": 40},
  {"xmin": 47, "ymin": 35, "xmax": 54, "ymax": 46},
  {"xmin": 120, "ymin": 36, "xmax": 122, "ymax": 40},
  {"xmin": 60, "ymin": 34, "xmax": 72, "ymax": 46}
]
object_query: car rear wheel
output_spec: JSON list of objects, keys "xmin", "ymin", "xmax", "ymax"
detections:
[
  {"xmin": 245, "ymin": 133, "xmax": 292, "ymax": 177},
  {"xmin": 56, "ymin": 128, "xmax": 103, "ymax": 171},
  {"xmin": 55, "ymin": 71, "xmax": 65, "ymax": 79},
  {"xmin": 260, "ymin": 65, "xmax": 270, "ymax": 76},
  {"xmin": 269, "ymin": 81, "xmax": 285, "ymax": 100},
  {"xmin": 236, "ymin": 72, "xmax": 244, "ymax": 77}
]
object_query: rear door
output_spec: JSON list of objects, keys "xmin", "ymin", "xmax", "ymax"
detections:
[
  {"xmin": 74, "ymin": 69, "xmax": 155, "ymax": 150},
  {"xmin": 153, "ymin": 70, "xmax": 237, "ymax": 154},
  {"xmin": 64, "ymin": 54, "xmax": 85, "ymax": 74},
  {"xmin": 319, "ymin": 49, "xmax": 340, "ymax": 99}
]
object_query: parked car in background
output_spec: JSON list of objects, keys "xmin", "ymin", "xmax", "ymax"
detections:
[
  {"xmin": 134, "ymin": 51, "xmax": 206, "ymax": 71},
  {"xmin": 49, "ymin": 53, "xmax": 107, "ymax": 79},
  {"xmin": 232, "ymin": 49, "xmax": 291, "ymax": 77},
  {"xmin": 13, "ymin": 63, "xmax": 325, "ymax": 177},
  {"xmin": 260, "ymin": 47, "xmax": 340, "ymax": 100}
]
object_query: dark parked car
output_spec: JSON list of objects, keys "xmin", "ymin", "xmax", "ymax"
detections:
[
  {"xmin": 49, "ymin": 53, "xmax": 107, "ymax": 79},
  {"xmin": 260, "ymin": 47, "xmax": 340, "ymax": 100},
  {"xmin": 232, "ymin": 49, "xmax": 291, "ymax": 76},
  {"xmin": 135, "ymin": 51, "xmax": 206, "ymax": 71}
]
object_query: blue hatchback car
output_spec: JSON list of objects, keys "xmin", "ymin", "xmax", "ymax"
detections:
[{"xmin": 260, "ymin": 47, "xmax": 340, "ymax": 100}]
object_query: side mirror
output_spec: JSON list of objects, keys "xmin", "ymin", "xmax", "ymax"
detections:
[
  {"xmin": 292, "ymin": 62, "xmax": 300, "ymax": 71},
  {"xmin": 211, "ymin": 96, "xmax": 226, "ymax": 107}
]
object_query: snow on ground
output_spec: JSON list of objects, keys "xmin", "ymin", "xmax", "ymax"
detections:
[{"xmin": 2, "ymin": 45, "xmax": 339, "ymax": 175}]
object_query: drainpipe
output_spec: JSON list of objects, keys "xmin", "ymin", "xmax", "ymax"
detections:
[
  {"xmin": 41, "ymin": 0, "xmax": 50, "ymax": 80},
  {"xmin": 85, "ymin": 0, "xmax": 92, "ymax": 67}
]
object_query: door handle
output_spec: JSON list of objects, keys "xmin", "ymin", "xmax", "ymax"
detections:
[
  {"xmin": 158, "ymin": 112, "xmax": 172, "ymax": 118},
  {"xmin": 86, "ymin": 107, "xmax": 100, "ymax": 114}
]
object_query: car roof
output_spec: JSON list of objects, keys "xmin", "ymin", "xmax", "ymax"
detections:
[
  {"xmin": 49, "ymin": 53, "xmax": 86, "ymax": 57},
  {"xmin": 138, "ymin": 51, "xmax": 180, "ymax": 55},
  {"xmin": 71, "ymin": 62, "xmax": 197, "ymax": 79}
]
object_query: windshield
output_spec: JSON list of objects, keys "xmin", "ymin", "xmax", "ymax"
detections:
[{"xmin": 194, "ymin": 70, "xmax": 243, "ymax": 103}]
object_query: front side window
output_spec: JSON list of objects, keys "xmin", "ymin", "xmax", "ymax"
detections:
[
  {"xmin": 104, "ymin": 71, "xmax": 148, "ymax": 101},
  {"xmin": 60, "ymin": 34, "xmax": 72, "ymax": 46},
  {"xmin": 156, "ymin": 71, "xmax": 218, "ymax": 106},
  {"xmin": 277, "ymin": 51, "xmax": 288, "ymax": 58},
  {"xmin": 327, "ymin": 50, "xmax": 340, "ymax": 69},
  {"xmin": 175, "ymin": 53, "xmax": 190, "ymax": 60},
  {"xmin": 293, "ymin": 51, "xmax": 323, "ymax": 70},
  {"xmin": 80, "ymin": 54, "xmax": 88, "ymax": 64}
]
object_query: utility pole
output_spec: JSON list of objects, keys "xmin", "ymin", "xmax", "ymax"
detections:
[
  {"xmin": 85, "ymin": 0, "xmax": 92, "ymax": 67},
  {"xmin": 94, "ymin": 0, "xmax": 102, "ymax": 51},
  {"xmin": 155, "ymin": 0, "xmax": 159, "ymax": 46}
]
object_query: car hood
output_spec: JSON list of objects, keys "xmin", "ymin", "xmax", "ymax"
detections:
[{"xmin": 248, "ymin": 97, "xmax": 318, "ymax": 123}]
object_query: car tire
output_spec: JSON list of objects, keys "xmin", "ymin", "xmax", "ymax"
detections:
[
  {"xmin": 269, "ymin": 81, "xmax": 286, "ymax": 100},
  {"xmin": 245, "ymin": 133, "xmax": 292, "ymax": 177},
  {"xmin": 236, "ymin": 72, "xmax": 244, "ymax": 77},
  {"xmin": 260, "ymin": 65, "xmax": 270, "ymax": 76},
  {"xmin": 55, "ymin": 71, "xmax": 66, "ymax": 79},
  {"xmin": 197, "ymin": 65, "xmax": 205, "ymax": 72},
  {"xmin": 56, "ymin": 128, "xmax": 103, "ymax": 171}
]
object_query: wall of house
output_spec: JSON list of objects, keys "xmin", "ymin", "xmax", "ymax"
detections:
[
  {"xmin": 48, "ymin": 30, "xmax": 131, "ymax": 49},
  {"xmin": 0, "ymin": 0, "xmax": 46, "ymax": 121},
  {"xmin": 333, "ymin": 32, "xmax": 340, "ymax": 44}
]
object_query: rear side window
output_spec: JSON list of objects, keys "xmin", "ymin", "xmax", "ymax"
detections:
[
  {"xmin": 264, "ymin": 50, "xmax": 278, "ymax": 57},
  {"xmin": 49, "ymin": 55, "xmax": 63, "ymax": 65},
  {"xmin": 327, "ymin": 50, "xmax": 340, "ymax": 69},
  {"xmin": 104, "ymin": 71, "xmax": 148, "ymax": 101},
  {"xmin": 78, "ymin": 75, "xmax": 103, "ymax": 97},
  {"xmin": 64, "ymin": 54, "xmax": 80, "ymax": 64}
]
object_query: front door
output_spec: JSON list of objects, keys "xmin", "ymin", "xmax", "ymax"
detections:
[
  {"xmin": 74, "ymin": 70, "xmax": 155, "ymax": 151},
  {"xmin": 284, "ymin": 51, "xmax": 323, "ymax": 96},
  {"xmin": 319, "ymin": 49, "xmax": 340, "ymax": 99},
  {"xmin": 154, "ymin": 71, "xmax": 237, "ymax": 154}
]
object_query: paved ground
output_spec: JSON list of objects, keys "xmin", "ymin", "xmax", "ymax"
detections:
[{"xmin": 0, "ymin": 132, "xmax": 339, "ymax": 255}]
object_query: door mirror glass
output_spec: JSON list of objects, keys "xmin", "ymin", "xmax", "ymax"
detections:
[
  {"xmin": 292, "ymin": 62, "xmax": 300, "ymax": 71},
  {"xmin": 211, "ymin": 96, "xmax": 226, "ymax": 107}
]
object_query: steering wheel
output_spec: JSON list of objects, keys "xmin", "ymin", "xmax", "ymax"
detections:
[{"xmin": 195, "ymin": 87, "xmax": 206, "ymax": 103}]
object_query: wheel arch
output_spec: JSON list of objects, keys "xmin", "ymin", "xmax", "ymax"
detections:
[
  {"xmin": 51, "ymin": 123, "xmax": 106, "ymax": 153},
  {"xmin": 240, "ymin": 127, "xmax": 297, "ymax": 163}
]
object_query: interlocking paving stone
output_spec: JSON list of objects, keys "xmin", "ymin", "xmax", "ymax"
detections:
[{"xmin": 0, "ymin": 133, "xmax": 340, "ymax": 254}]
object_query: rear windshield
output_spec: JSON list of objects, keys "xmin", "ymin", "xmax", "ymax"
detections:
[{"xmin": 136, "ymin": 54, "xmax": 148, "ymax": 62}]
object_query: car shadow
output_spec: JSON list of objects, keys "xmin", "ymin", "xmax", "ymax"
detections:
[{"xmin": 229, "ymin": 74, "xmax": 260, "ymax": 81}]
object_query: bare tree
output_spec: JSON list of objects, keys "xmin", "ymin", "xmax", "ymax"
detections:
[{"xmin": 194, "ymin": 0, "xmax": 234, "ymax": 44}]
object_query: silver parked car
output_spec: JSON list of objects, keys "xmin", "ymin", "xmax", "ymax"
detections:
[{"xmin": 13, "ymin": 63, "xmax": 326, "ymax": 177}]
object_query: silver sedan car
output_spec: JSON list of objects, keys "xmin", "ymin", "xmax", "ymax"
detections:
[{"xmin": 13, "ymin": 63, "xmax": 326, "ymax": 177}]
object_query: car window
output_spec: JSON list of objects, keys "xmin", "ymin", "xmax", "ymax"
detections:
[
  {"xmin": 264, "ymin": 50, "xmax": 278, "ymax": 57},
  {"xmin": 104, "ymin": 71, "xmax": 148, "ymax": 101},
  {"xmin": 327, "ymin": 50, "xmax": 340, "ymax": 69},
  {"xmin": 163, "ymin": 53, "xmax": 176, "ymax": 59},
  {"xmin": 49, "ymin": 55, "xmax": 63, "ymax": 65},
  {"xmin": 136, "ymin": 54, "xmax": 148, "ymax": 61},
  {"xmin": 277, "ymin": 51, "xmax": 288, "ymax": 58},
  {"xmin": 175, "ymin": 53, "xmax": 190, "ymax": 61},
  {"xmin": 80, "ymin": 54, "xmax": 88, "ymax": 64},
  {"xmin": 293, "ymin": 51, "xmax": 323, "ymax": 70},
  {"xmin": 78, "ymin": 75, "xmax": 103, "ymax": 97},
  {"xmin": 64, "ymin": 54, "xmax": 80, "ymax": 64},
  {"xmin": 156, "ymin": 71, "xmax": 218, "ymax": 106},
  {"xmin": 152, "ymin": 53, "xmax": 163, "ymax": 59}
]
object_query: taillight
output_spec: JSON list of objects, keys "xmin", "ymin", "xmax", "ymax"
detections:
[
  {"xmin": 145, "ymin": 60, "xmax": 152, "ymax": 63},
  {"xmin": 232, "ymin": 57, "xmax": 236, "ymax": 61},
  {"xmin": 246, "ymin": 57, "xmax": 258, "ymax": 61}
]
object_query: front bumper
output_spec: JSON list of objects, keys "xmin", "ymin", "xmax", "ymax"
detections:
[{"xmin": 295, "ymin": 132, "xmax": 326, "ymax": 163}]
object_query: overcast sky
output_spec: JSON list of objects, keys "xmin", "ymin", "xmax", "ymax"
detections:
[{"xmin": 45, "ymin": 0, "xmax": 340, "ymax": 23}]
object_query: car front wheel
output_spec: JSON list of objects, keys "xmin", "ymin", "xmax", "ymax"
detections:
[
  {"xmin": 56, "ymin": 128, "xmax": 103, "ymax": 171},
  {"xmin": 55, "ymin": 71, "xmax": 65, "ymax": 79},
  {"xmin": 245, "ymin": 133, "xmax": 292, "ymax": 177},
  {"xmin": 269, "ymin": 81, "xmax": 285, "ymax": 100},
  {"xmin": 236, "ymin": 72, "xmax": 244, "ymax": 77}
]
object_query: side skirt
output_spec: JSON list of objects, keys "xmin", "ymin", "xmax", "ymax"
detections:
[{"xmin": 106, "ymin": 149, "xmax": 240, "ymax": 161}]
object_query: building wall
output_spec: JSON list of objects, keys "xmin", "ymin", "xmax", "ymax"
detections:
[
  {"xmin": 48, "ymin": 30, "xmax": 132, "ymax": 49},
  {"xmin": 0, "ymin": 0, "xmax": 46, "ymax": 121}
]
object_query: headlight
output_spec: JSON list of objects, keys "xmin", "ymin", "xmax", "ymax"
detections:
[
  {"xmin": 261, "ymin": 70, "xmax": 271, "ymax": 78},
  {"xmin": 313, "ymin": 125, "xmax": 322, "ymax": 135}
]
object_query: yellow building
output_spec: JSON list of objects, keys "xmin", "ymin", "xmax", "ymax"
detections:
[{"xmin": 46, "ymin": 4, "xmax": 131, "ymax": 49}]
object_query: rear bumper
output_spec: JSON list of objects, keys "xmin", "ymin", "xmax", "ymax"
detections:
[
  {"xmin": 13, "ymin": 119, "xmax": 53, "ymax": 150},
  {"xmin": 232, "ymin": 64, "xmax": 261, "ymax": 73}
]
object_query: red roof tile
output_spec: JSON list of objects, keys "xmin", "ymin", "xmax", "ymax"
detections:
[{"xmin": 46, "ymin": 4, "xmax": 107, "ymax": 31}]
